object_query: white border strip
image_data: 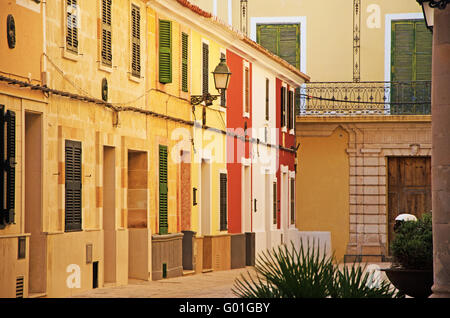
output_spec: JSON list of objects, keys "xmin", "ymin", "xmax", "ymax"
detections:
[{"xmin": 250, "ymin": 16, "xmax": 307, "ymax": 74}]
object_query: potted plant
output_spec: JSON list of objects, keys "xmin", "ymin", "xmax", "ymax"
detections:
[{"xmin": 383, "ymin": 212, "xmax": 433, "ymax": 298}]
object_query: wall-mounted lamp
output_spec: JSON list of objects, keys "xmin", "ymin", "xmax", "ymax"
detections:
[
  {"xmin": 191, "ymin": 57, "xmax": 232, "ymax": 106},
  {"xmin": 417, "ymin": 0, "xmax": 450, "ymax": 31}
]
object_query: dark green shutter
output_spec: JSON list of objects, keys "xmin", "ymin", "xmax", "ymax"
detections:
[
  {"xmin": 257, "ymin": 24, "xmax": 300, "ymax": 70},
  {"xmin": 182, "ymin": 32, "xmax": 189, "ymax": 92},
  {"xmin": 131, "ymin": 5, "xmax": 141, "ymax": 77},
  {"xmin": 288, "ymin": 90, "xmax": 293, "ymax": 130},
  {"xmin": 0, "ymin": 106, "xmax": 4, "ymax": 228},
  {"xmin": 65, "ymin": 140, "xmax": 82, "ymax": 232},
  {"xmin": 159, "ymin": 20, "xmax": 172, "ymax": 84},
  {"xmin": 391, "ymin": 21, "xmax": 414, "ymax": 82},
  {"xmin": 66, "ymin": 0, "xmax": 78, "ymax": 53},
  {"xmin": 159, "ymin": 145, "xmax": 168, "ymax": 234},
  {"xmin": 415, "ymin": 22, "xmax": 432, "ymax": 81},
  {"xmin": 2, "ymin": 110, "xmax": 16, "ymax": 225},
  {"xmin": 101, "ymin": 0, "xmax": 112, "ymax": 66},
  {"xmin": 220, "ymin": 173, "xmax": 227, "ymax": 231},
  {"xmin": 280, "ymin": 86, "xmax": 286, "ymax": 127},
  {"xmin": 202, "ymin": 43, "xmax": 209, "ymax": 96}
]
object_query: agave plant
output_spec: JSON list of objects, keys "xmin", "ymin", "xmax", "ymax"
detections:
[{"xmin": 232, "ymin": 240, "xmax": 401, "ymax": 298}]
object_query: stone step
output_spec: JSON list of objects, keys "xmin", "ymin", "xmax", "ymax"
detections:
[
  {"xmin": 28, "ymin": 292, "xmax": 47, "ymax": 298},
  {"xmin": 182, "ymin": 270, "xmax": 196, "ymax": 277}
]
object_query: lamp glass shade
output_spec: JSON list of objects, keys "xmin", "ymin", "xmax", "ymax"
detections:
[
  {"xmin": 212, "ymin": 58, "xmax": 231, "ymax": 91},
  {"xmin": 422, "ymin": 2, "xmax": 435, "ymax": 28}
]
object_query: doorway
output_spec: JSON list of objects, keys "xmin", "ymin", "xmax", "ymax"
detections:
[
  {"xmin": 387, "ymin": 156, "xmax": 431, "ymax": 251},
  {"xmin": 25, "ymin": 112, "xmax": 46, "ymax": 295},
  {"xmin": 201, "ymin": 159, "xmax": 211, "ymax": 235},
  {"xmin": 103, "ymin": 146, "xmax": 116, "ymax": 284}
]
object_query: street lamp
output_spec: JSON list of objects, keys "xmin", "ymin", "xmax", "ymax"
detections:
[
  {"xmin": 191, "ymin": 57, "xmax": 232, "ymax": 106},
  {"xmin": 417, "ymin": 0, "xmax": 450, "ymax": 31}
]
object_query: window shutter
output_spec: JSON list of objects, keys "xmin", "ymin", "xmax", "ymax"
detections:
[
  {"xmin": 265, "ymin": 78, "xmax": 269, "ymax": 121},
  {"xmin": 2, "ymin": 110, "xmax": 16, "ymax": 225},
  {"xmin": 220, "ymin": 173, "xmax": 227, "ymax": 231},
  {"xmin": 391, "ymin": 21, "xmax": 414, "ymax": 82},
  {"xmin": 202, "ymin": 43, "xmax": 209, "ymax": 96},
  {"xmin": 101, "ymin": 0, "xmax": 112, "ymax": 66},
  {"xmin": 159, "ymin": 145, "xmax": 168, "ymax": 234},
  {"xmin": 280, "ymin": 86, "xmax": 286, "ymax": 127},
  {"xmin": 182, "ymin": 32, "xmax": 189, "ymax": 92},
  {"xmin": 290, "ymin": 178, "xmax": 295, "ymax": 225},
  {"xmin": 0, "ymin": 106, "xmax": 4, "ymax": 228},
  {"xmin": 159, "ymin": 20, "xmax": 172, "ymax": 84},
  {"xmin": 272, "ymin": 182, "xmax": 277, "ymax": 225},
  {"xmin": 220, "ymin": 52, "xmax": 226, "ymax": 106},
  {"xmin": 256, "ymin": 24, "xmax": 278, "ymax": 55},
  {"xmin": 279, "ymin": 24, "xmax": 300, "ymax": 69},
  {"xmin": 66, "ymin": 0, "xmax": 78, "ymax": 53},
  {"xmin": 244, "ymin": 66, "xmax": 250, "ymax": 114},
  {"xmin": 415, "ymin": 21, "xmax": 432, "ymax": 81},
  {"xmin": 131, "ymin": 5, "xmax": 141, "ymax": 77},
  {"xmin": 65, "ymin": 140, "xmax": 82, "ymax": 232},
  {"xmin": 288, "ymin": 90, "xmax": 293, "ymax": 130}
]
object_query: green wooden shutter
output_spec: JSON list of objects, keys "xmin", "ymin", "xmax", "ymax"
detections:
[
  {"xmin": 415, "ymin": 21, "xmax": 432, "ymax": 81},
  {"xmin": 159, "ymin": 145, "xmax": 168, "ymax": 234},
  {"xmin": 101, "ymin": 0, "xmax": 112, "ymax": 66},
  {"xmin": 257, "ymin": 24, "xmax": 278, "ymax": 55},
  {"xmin": 65, "ymin": 140, "xmax": 82, "ymax": 232},
  {"xmin": 288, "ymin": 90, "xmax": 293, "ymax": 130},
  {"xmin": 279, "ymin": 24, "xmax": 300, "ymax": 69},
  {"xmin": 220, "ymin": 173, "xmax": 227, "ymax": 231},
  {"xmin": 4, "ymin": 110, "xmax": 16, "ymax": 225},
  {"xmin": 257, "ymin": 24, "xmax": 300, "ymax": 70},
  {"xmin": 159, "ymin": 20, "xmax": 172, "ymax": 84},
  {"xmin": 391, "ymin": 21, "xmax": 414, "ymax": 82},
  {"xmin": 66, "ymin": 0, "xmax": 78, "ymax": 53},
  {"xmin": 202, "ymin": 43, "xmax": 209, "ymax": 96},
  {"xmin": 131, "ymin": 5, "xmax": 141, "ymax": 77},
  {"xmin": 182, "ymin": 32, "xmax": 189, "ymax": 92},
  {"xmin": 280, "ymin": 86, "xmax": 286, "ymax": 127}
]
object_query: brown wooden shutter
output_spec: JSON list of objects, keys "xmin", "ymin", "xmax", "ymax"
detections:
[
  {"xmin": 220, "ymin": 173, "xmax": 227, "ymax": 231},
  {"xmin": 182, "ymin": 33, "xmax": 189, "ymax": 92},
  {"xmin": 131, "ymin": 4, "xmax": 141, "ymax": 77},
  {"xmin": 65, "ymin": 140, "xmax": 82, "ymax": 232},
  {"xmin": 244, "ymin": 66, "xmax": 250, "ymax": 114},
  {"xmin": 202, "ymin": 43, "xmax": 209, "ymax": 96},
  {"xmin": 101, "ymin": 0, "xmax": 112, "ymax": 66},
  {"xmin": 66, "ymin": 0, "xmax": 78, "ymax": 53}
]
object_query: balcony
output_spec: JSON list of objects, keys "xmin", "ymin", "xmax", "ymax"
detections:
[{"xmin": 298, "ymin": 81, "xmax": 431, "ymax": 116}]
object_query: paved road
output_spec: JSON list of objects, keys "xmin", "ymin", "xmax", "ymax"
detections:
[{"xmin": 72, "ymin": 267, "xmax": 255, "ymax": 298}]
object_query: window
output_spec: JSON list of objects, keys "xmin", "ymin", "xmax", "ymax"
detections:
[
  {"xmin": 65, "ymin": 140, "xmax": 82, "ymax": 232},
  {"xmin": 272, "ymin": 181, "xmax": 277, "ymax": 225},
  {"xmin": 265, "ymin": 78, "xmax": 269, "ymax": 121},
  {"xmin": 288, "ymin": 89, "xmax": 294, "ymax": 130},
  {"xmin": 220, "ymin": 173, "xmax": 227, "ymax": 231},
  {"xmin": 66, "ymin": 0, "xmax": 79, "ymax": 54},
  {"xmin": 131, "ymin": 4, "xmax": 141, "ymax": 78},
  {"xmin": 391, "ymin": 19, "xmax": 432, "ymax": 114},
  {"xmin": 101, "ymin": 0, "xmax": 112, "ymax": 66},
  {"xmin": 256, "ymin": 24, "xmax": 300, "ymax": 70},
  {"xmin": 0, "ymin": 106, "xmax": 16, "ymax": 228},
  {"xmin": 220, "ymin": 52, "xmax": 226, "ymax": 106},
  {"xmin": 290, "ymin": 178, "xmax": 295, "ymax": 225},
  {"xmin": 159, "ymin": 20, "xmax": 172, "ymax": 84},
  {"xmin": 181, "ymin": 32, "xmax": 189, "ymax": 92},
  {"xmin": 280, "ymin": 86, "xmax": 286, "ymax": 128},
  {"xmin": 202, "ymin": 42, "xmax": 209, "ymax": 96},
  {"xmin": 159, "ymin": 145, "xmax": 168, "ymax": 234},
  {"xmin": 244, "ymin": 63, "xmax": 250, "ymax": 115}
]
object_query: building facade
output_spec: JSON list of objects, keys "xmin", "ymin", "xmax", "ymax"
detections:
[{"xmin": 0, "ymin": 0, "xmax": 306, "ymax": 297}]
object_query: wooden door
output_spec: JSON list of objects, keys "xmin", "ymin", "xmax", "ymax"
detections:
[{"xmin": 387, "ymin": 157, "xmax": 431, "ymax": 251}]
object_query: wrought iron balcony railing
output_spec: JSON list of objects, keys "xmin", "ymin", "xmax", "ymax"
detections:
[{"xmin": 297, "ymin": 81, "xmax": 431, "ymax": 116}]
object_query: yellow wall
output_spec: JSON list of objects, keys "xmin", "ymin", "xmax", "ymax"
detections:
[{"xmin": 296, "ymin": 127, "xmax": 349, "ymax": 261}]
